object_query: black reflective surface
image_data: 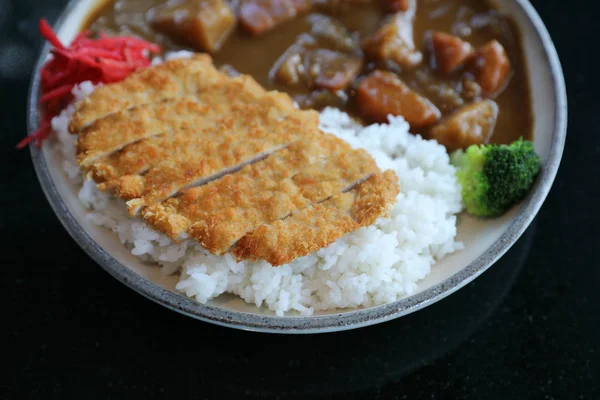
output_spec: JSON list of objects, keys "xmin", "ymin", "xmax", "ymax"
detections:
[{"xmin": 3, "ymin": 0, "xmax": 599, "ymax": 398}]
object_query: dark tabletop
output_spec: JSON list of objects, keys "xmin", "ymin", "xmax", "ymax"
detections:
[{"xmin": 2, "ymin": 0, "xmax": 599, "ymax": 399}]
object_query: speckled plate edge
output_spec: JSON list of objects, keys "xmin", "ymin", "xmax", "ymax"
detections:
[{"xmin": 28, "ymin": 0, "xmax": 567, "ymax": 334}]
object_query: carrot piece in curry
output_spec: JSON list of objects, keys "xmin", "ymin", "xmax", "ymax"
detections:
[
  {"xmin": 472, "ymin": 40, "xmax": 511, "ymax": 97},
  {"xmin": 429, "ymin": 31, "xmax": 475, "ymax": 74},
  {"xmin": 356, "ymin": 70, "xmax": 441, "ymax": 130}
]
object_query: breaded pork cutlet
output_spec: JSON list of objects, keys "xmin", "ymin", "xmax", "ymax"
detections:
[
  {"xmin": 87, "ymin": 110, "xmax": 316, "ymax": 189},
  {"xmin": 141, "ymin": 139, "xmax": 340, "ymax": 239},
  {"xmin": 122, "ymin": 107, "xmax": 325, "ymax": 215},
  {"xmin": 71, "ymin": 57, "xmax": 401, "ymax": 266},
  {"xmin": 105, "ymin": 111, "xmax": 318, "ymax": 202},
  {"xmin": 76, "ymin": 76, "xmax": 292, "ymax": 168},
  {"xmin": 83, "ymin": 93, "xmax": 316, "ymax": 187},
  {"xmin": 69, "ymin": 54, "xmax": 227, "ymax": 132},
  {"xmin": 232, "ymin": 170, "xmax": 400, "ymax": 266},
  {"xmin": 187, "ymin": 149, "xmax": 378, "ymax": 255},
  {"xmin": 141, "ymin": 139, "xmax": 376, "ymax": 252},
  {"xmin": 92, "ymin": 129, "xmax": 284, "ymax": 192}
]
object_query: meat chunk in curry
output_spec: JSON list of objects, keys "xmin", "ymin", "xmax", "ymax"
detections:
[
  {"xmin": 295, "ymin": 47, "xmax": 363, "ymax": 90},
  {"xmin": 427, "ymin": 99, "xmax": 499, "ymax": 151},
  {"xmin": 357, "ymin": 70, "xmax": 441, "ymax": 130},
  {"xmin": 271, "ymin": 15, "xmax": 363, "ymax": 91},
  {"xmin": 362, "ymin": 2, "xmax": 422, "ymax": 69},
  {"xmin": 238, "ymin": 0, "xmax": 312, "ymax": 35},
  {"xmin": 148, "ymin": 0, "xmax": 236, "ymax": 53}
]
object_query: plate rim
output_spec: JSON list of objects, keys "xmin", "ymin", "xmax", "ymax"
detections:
[{"xmin": 27, "ymin": 0, "xmax": 567, "ymax": 334}]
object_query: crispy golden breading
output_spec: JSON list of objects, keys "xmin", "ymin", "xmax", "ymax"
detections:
[
  {"xmin": 105, "ymin": 135, "xmax": 282, "ymax": 196},
  {"xmin": 288, "ymin": 150, "xmax": 377, "ymax": 200},
  {"xmin": 123, "ymin": 110, "xmax": 328, "ymax": 215},
  {"xmin": 143, "ymin": 142, "xmax": 376, "ymax": 251},
  {"xmin": 78, "ymin": 97, "xmax": 216, "ymax": 168},
  {"xmin": 76, "ymin": 76, "xmax": 292, "ymax": 167},
  {"xmin": 124, "ymin": 143, "xmax": 284, "ymax": 215},
  {"xmin": 187, "ymin": 149, "xmax": 377, "ymax": 255},
  {"xmin": 142, "ymin": 135, "xmax": 349, "ymax": 233},
  {"xmin": 90, "ymin": 130, "xmax": 281, "ymax": 189},
  {"xmin": 69, "ymin": 55, "xmax": 229, "ymax": 133},
  {"xmin": 141, "ymin": 140, "xmax": 327, "ymax": 237},
  {"xmin": 231, "ymin": 194, "xmax": 359, "ymax": 266},
  {"xmin": 231, "ymin": 170, "xmax": 399, "ymax": 265},
  {"xmin": 86, "ymin": 102, "xmax": 317, "ymax": 187},
  {"xmin": 351, "ymin": 169, "xmax": 400, "ymax": 226}
]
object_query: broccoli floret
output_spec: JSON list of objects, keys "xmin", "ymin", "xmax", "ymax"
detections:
[{"xmin": 451, "ymin": 138, "xmax": 541, "ymax": 217}]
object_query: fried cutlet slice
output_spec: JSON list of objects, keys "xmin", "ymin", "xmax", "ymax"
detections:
[
  {"xmin": 69, "ymin": 54, "xmax": 229, "ymax": 133},
  {"xmin": 123, "ymin": 110, "xmax": 330, "ymax": 215},
  {"xmin": 141, "ymin": 137, "xmax": 366, "ymax": 241},
  {"xmin": 349, "ymin": 169, "xmax": 401, "ymax": 226},
  {"xmin": 96, "ymin": 133, "xmax": 284, "ymax": 193},
  {"xmin": 231, "ymin": 170, "xmax": 400, "ymax": 266},
  {"xmin": 232, "ymin": 193, "xmax": 360, "ymax": 266},
  {"xmin": 86, "ymin": 102, "xmax": 317, "ymax": 187},
  {"xmin": 185, "ymin": 147, "xmax": 379, "ymax": 255},
  {"xmin": 141, "ymin": 139, "xmax": 333, "ymax": 239},
  {"xmin": 77, "ymin": 76, "xmax": 294, "ymax": 168}
]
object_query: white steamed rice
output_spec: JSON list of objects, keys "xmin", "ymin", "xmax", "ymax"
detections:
[{"xmin": 51, "ymin": 72, "xmax": 463, "ymax": 316}]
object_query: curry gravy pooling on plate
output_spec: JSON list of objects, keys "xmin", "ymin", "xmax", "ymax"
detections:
[{"xmin": 85, "ymin": 0, "xmax": 533, "ymax": 149}]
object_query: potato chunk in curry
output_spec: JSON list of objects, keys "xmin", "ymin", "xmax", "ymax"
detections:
[
  {"xmin": 148, "ymin": 0, "xmax": 236, "ymax": 53},
  {"xmin": 357, "ymin": 70, "xmax": 441, "ymax": 130},
  {"xmin": 428, "ymin": 99, "xmax": 499, "ymax": 151}
]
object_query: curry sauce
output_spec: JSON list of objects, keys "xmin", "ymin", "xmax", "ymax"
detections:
[{"xmin": 84, "ymin": 0, "xmax": 532, "ymax": 145}]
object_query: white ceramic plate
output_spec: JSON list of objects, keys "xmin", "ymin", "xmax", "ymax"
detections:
[{"xmin": 28, "ymin": 0, "xmax": 567, "ymax": 333}]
